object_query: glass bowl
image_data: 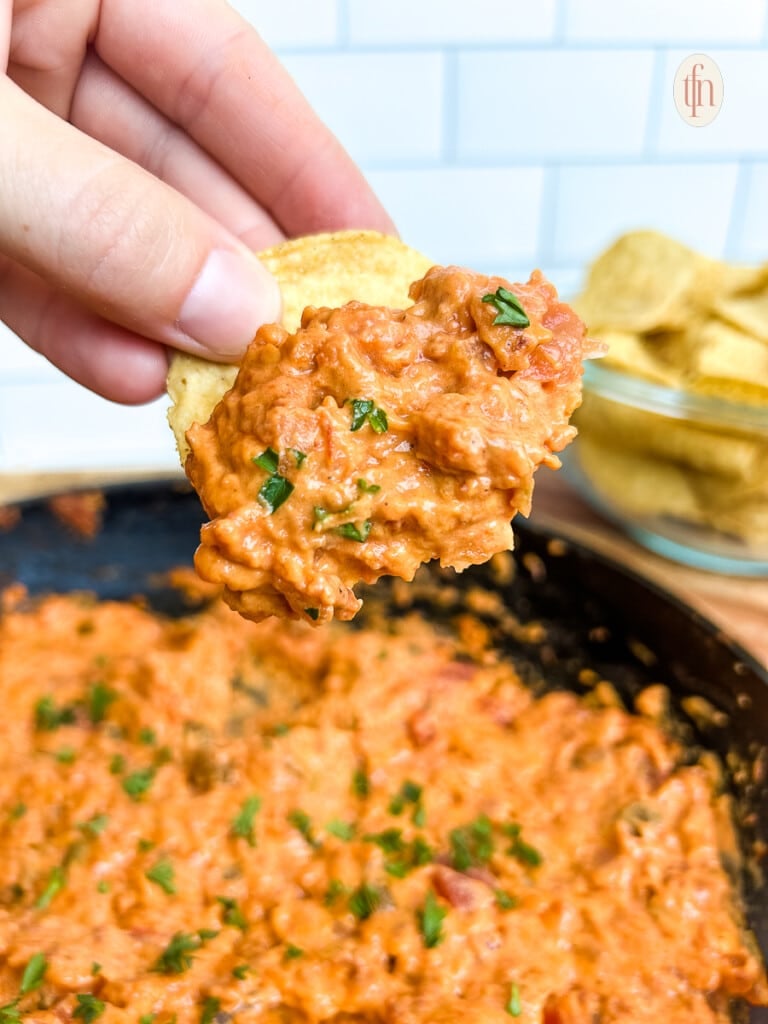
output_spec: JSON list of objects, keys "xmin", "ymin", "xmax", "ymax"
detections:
[{"xmin": 562, "ymin": 361, "xmax": 768, "ymax": 575}]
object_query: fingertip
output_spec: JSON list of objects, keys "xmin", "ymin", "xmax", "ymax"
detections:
[{"xmin": 175, "ymin": 248, "xmax": 282, "ymax": 360}]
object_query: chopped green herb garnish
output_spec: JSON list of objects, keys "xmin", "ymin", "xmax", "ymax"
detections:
[
  {"xmin": 506, "ymin": 981, "xmax": 522, "ymax": 1017},
  {"xmin": 146, "ymin": 859, "xmax": 176, "ymax": 895},
  {"xmin": 35, "ymin": 695, "xmax": 76, "ymax": 731},
  {"xmin": 326, "ymin": 819, "xmax": 356, "ymax": 841},
  {"xmin": 503, "ymin": 823, "xmax": 543, "ymax": 867},
  {"xmin": 270, "ymin": 723, "xmax": 291, "ymax": 736},
  {"xmin": 20, "ymin": 952, "xmax": 47, "ymax": 995},
  {"xmin": 382, "ymin": 836, "xmax": 434, "ymax": 879},
  {"xmin": 137, "ymin": 838, "xmax": 155, "ymax": 853},
  {"xmin": 152, "ymin": 931, "xmax": 202, "ymax": 974},
  {"xmin": 482, "ymin": 287, "xmax": 530, "ymax": 328},
  {"xmin": 352, "ymin": 768, "xmax": 370, "ymax": 798},
  {"xmin": 383, "ymin": 861, "xmax": 408, "ymax": 879},
  {"xmin": 357, "ymin": 478, "xmax": 381, "ymax": 494},
  {"xmin": 200, "ymin": 996, "xmax": 220, "ymax": 1024},
  {"xmin": 364, "ymin": 828, "xmax": 404, "ymax": 855},
  {"xmin": 91, "ymin": 962, "xmax": 101, "ymax": 976},
  {"xmin": 412, "ymin": 803, "xmax": 427, "ymax": 828},
  {"xmin": 231, "ymin": 795, "xmax": 261, "ymax": 846},
  {"xmin": 324, "ymin": 879, "xmax": 348, "ymax": 906},
  {"xmin": 349, "ymin": 398, "xmax": 388, "ymax": 433},
  {"xmin": 217, "ymin": 895, "xmax": 248, "ymax": 931},
  {"xmin": 258, "ymin": 473, "xmax": 294, "ymax": 514},
  {"xmin": 73, "ymin": 994, "xmax": 105, "ymax": 1023},
  {"xmin": 252, "ymin": 447, "xmax": 279, "ymax": 473},
  {"xmin": 97, "ymin": 880, "xmax": 110, "ymax": 894},
  {"xmin": 78, "ymin": 813, "xmax": 109, "ymax": 837},
  {"xmin": 312, "ymin": 505, "xmax": 330, "ymax": 525},
  {"xmin": 495, "ymin": 888, "xmax": 519, "ymax": 911},
  {"xmin": 449, "ymin": 815, "xmax": 494, "ymax": 871},
  {"xmin": 35, "ymin": 866, "xmax": 65, "ymax": 909},
  {"xmin": 88, "ymin": 682, "xmax": 117, "ymax": 724},
  {"xmin": 153, "ymin": 745, "xmax": 173, "ymax": 768},
  {"xmin": 0, "ymin": 1002, "xmax": 21, "ymax": 1023},
  {"xmin": 55, "ymin": 747, "xmax": 76, "ymax": 764},
  {"xmin": 109, "ymin": 753, "xmax": 125, "ymax": 775},
  {"xmin": 288, "ymin": 809, "xmax": 320, "ymax": 849},
  {"xmin": 368, "ymin": 406, "xmax": 388, "ymax": 433},
  {"xmin": 288, "ymin": 448, "xmax": 307, "ymax": 468},
  {"xmin": 335, "ymin": 520, "xmax": 372, "ymax": 543},
  {"xmin": 232, "ymin": 964, "xmax": 251, "ymax": 980},
  {"xmin": 122, "ymin": 767, "xmax": 155, "ymax": 801},
  {"xmin": 139, "ymin": 727, "xmax": 157, "ymax": 746},
  {"xmin": 349, "ymin": 398, "xmax": 374, "ymax": 430},
  {"xmin": 418, "ymin": 889, "xmax": 446, "ymax": 948},
  {"xmin": 348, "ymin": 883, "xmax": 385, "ymax": 921},
  {"xmin": 389, "ymin": 780, "xmax": 422, "ymax": 815},
  {"xmin": 197, "ymin": 928, "xmax": 219, "ymax": 942},
  {"xmin": 284, "ymin": 944, "xmax": 304, "ymax": 960},
  {"xmin": 9, "ymin": 803, "xmax": 27, "ymax": 820},
  {"xmin": 139, "ymin": 1015, "xmax": 157, "ymax": 1024},
  {"xmin": 304, "ymin": 607, "xmax": 319, "ymax": 621}
]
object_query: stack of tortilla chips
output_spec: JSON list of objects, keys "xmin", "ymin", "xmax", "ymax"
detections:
[{"xmin": 573, "ymin": 230, "xmax": 768, "ymax": 549}]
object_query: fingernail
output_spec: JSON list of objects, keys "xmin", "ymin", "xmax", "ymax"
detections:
[{"xmin": 177, "ymin": 248, "xmax": 281, "ymax": 357}]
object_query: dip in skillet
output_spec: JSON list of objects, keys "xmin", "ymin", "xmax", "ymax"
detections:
[{"xmin": 0, "ymin": 580, "xmax": 764, "ymax": 1023}]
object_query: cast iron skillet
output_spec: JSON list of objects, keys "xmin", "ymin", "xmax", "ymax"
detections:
[{"xmin": 1, "ymin": 481, "xmax": 766, "ymax": 1022}]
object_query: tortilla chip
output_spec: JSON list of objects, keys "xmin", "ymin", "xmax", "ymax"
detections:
[
  {"xmin": 597, "ymin": 329, "xmax": 684, "ymax": 387},
  {"xmin": 575, "ymin": 230, "xmax": 709, "ymax": 334},
  {"xmin": 167, "ymin": 231, "xmax": 433, "ymax": 462},
  {"xmin": 576, "ymin": 392, "xmax": 765, "ymax": 482},
  {"xmin": 711, "ymin": 289, "xmax": 768, "ymax": 345},
  {"xmin": 684, "ymin": 318, "xmax": 768, "ymax": 405}
]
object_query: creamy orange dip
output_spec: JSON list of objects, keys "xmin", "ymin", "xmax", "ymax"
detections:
[
  {"xmin": 186, "ymin": 267, "xmax": 596, "ymax": 624},
  {"xmin": 0, "ymin": 584, "xmax": 764, "ymax": 1023}
]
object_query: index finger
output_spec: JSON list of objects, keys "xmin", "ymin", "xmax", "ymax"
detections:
[{"xmin": 95, "ymin": 0, "xmax": 395, "ymax": 239}]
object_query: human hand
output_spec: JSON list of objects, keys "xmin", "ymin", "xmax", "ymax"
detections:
[{"xmin": 0, "ymin": 0, "xmax": 394, "ymax": 402}]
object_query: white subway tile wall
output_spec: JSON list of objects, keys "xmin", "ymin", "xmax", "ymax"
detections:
[{"xmin": 1, "ymin": 0, "xmax": 767, "ymax": 473}]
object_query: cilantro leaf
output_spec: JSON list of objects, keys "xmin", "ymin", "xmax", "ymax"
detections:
[
  {"xmin": 418, "ymin": 889, "xmax": 446, "ymax": 948},
  {"xmin": 258, "ymin": 474, "xmax": 294, "ymax": 514},
  {"xmin": 325, "ymin": 819, "xmax": 355, "ymax": 841},
  {"xmin": 152, "ymin": 932, "xmax": 201, "ymax": 974},
  {"xmin": 73, "ymin": 994, "xmax": 105, "ymax": 1023},
  {"xmin": 334, "ymin": 520, "xmax": 372, "ymax": 543},
  {"xmin": 122, "ymin": 767, "xmax": 155, "ymax": 802},
  {"xmin": 145, "ymin": 859, "xmax": 176, "ymax": 895},
  {"xmin": 482, "ymin": 287, "xmax": 530, "ymax": 328},
  {"xmin": 200, "ymin": 997, "xmax": 220, "ymax": 1024},
  {"xmin": 231, "ymin": 795, "xmax": 261, "ymax": 846},
  {"xmin": 503, "ymin": 823, "xmax": 543, "ymax": 867},
  {"xmin": 34, "ymin": 695, "xmax": 76, "ymax": 731},
  {"xmin": 349, "ymin": 398, "xmax": 388, "ymax": 433},
  {"xmin": 217, "ymin": 895, "xmax": 248, "ymax": 931},
  {"xmin": 348, "ymin": 883, "xmax": 385, "ymax": 921},
  {"xmin": 78, "ymin": 813, "xmax": 110, "ymax": 838},
  {"xmin": 87, "ymin": 682, "xmax": 117, "ymax": 724},
  {"xmin": 20, "ymin": 952, "xmax": 47, "ymax": 995},
  {"xmin": 506, "ymin": 981, "xmax": 522, "ymax": 1017},
  {"xmin": 288, "ymin": 809, "xmax": 320, "ymax": 849},
  {"xmin": 252, "ymin": 447, "xmax": 279, "ymax": 473},
  {"xmin": 35, "ymin": 866, "xmax": 66, "ymax": 909}
]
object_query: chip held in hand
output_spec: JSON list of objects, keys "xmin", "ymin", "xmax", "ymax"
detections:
[{"xmin": 168, "ymin": 231, "xmax": 599, "ymax": 623}]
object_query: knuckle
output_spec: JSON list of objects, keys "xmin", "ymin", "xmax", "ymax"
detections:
[{"xmin": 62, "ymin": 162, "xmax": 185, "ymax": 305}]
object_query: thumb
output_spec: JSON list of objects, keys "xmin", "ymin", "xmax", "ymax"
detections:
[{"xmin": 0, "ymin": 76, "xmax": 281, "ymax": 361}]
